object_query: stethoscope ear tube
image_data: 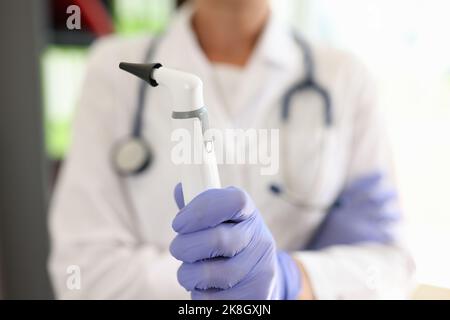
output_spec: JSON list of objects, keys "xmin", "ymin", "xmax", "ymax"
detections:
[
  {"xmin": 272, "ymin": 31, "xmax": 334, "ymax": 210},
  {"xmin": 282, "ymin": 31, "xmax": 333, "ymax": 127}
]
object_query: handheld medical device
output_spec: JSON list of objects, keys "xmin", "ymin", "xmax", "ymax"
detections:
[
  {"xmin": 113, "ymin": 31, "xmax": 332, "ymax": 209},
  {"xmin": 116, "ymin": 62, "xmax": 221, "ymax": 203}
]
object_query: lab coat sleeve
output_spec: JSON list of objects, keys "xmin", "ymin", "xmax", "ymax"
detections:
[
  {"xmin": 48, "ymin": 37, "xmax": 187, "ymax": 299},
  {"xmin": 294, "ymin": 58, "xmax": 416, "ymax": 299}
]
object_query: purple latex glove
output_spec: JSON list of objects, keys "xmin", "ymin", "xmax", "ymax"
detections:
[
  {"xmin": 307, "ymin": 172, "xmax": 401, "ymax": 250},
  {"xmin": 170, "ymin": 184, "xmax": 301, "ymax": 300}
]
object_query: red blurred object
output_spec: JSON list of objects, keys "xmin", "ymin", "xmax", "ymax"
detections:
[
  {"xmin": 73, "ymin": 0, "xmax": 114, "ymax": 36},
  {"xmin": 52, "ymin": 0, "xmax": 114, "ymax": 36}
]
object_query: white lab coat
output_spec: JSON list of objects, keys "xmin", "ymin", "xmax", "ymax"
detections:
[{"xmin": 49, "ymin": 5, "xmax": 415, "ymax": 299}]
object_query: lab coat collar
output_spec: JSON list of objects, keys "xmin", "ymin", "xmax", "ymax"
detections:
[
  {"xmin": 167, "ymin": 3, "xmax": 302, "ymax": 72},
  {"xmin": 252, "ymin": 13, "xmax": 301, "ymax": 71}
]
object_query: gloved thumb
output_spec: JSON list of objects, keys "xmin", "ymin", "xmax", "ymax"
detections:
[{"xmin": 173, "ymin": 182, "xmax": 185, "ymax": 210}]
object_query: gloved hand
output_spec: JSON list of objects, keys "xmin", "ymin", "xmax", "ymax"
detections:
[
  {"xmin": 307, "ymin": 172, "xmax": 401, "ymax": 250},
  {"xmin": 170, "ymin": 184, "xmax": 301, "ymax": 300}
]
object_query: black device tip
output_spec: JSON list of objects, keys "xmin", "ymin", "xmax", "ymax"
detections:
[{"xmin": 119, "ymin": 62, "xmax": 162, "ymax": 87}]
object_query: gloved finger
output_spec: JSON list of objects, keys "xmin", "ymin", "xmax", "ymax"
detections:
[
  {"xmin": 172, "ymin": 186, "xmax": 256, "ymax": 234},
  {"xmin": 173, "ymin": 183, "xmax": 185, "ymax": 210},
  {"xmin": 176, "ymin": 233, "xmax": 272, "ymax": 291},
  {"xmin": 170, "ymin": 218, "xmax": 255, "ymax": 263},
  {"xmin": 191, "ymin": 288, "xmax": 221, "ymax": 300},
  {"xmin": 191, "ymin": 275, "xmax": 275, "ymax": 300}
]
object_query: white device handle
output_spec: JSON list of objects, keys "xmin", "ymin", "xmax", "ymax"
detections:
[
  {"xmin": 172, "ymin": 109, "xmax": 221, "ymax": 204},
  {"xmin": 152, "ymin": 67, "xmax": 221, "ymax": 203}
]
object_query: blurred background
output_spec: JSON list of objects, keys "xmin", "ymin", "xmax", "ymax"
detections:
[{"xmin": 0, "ymin": 0, "xmax": 449, "ymax": 299}]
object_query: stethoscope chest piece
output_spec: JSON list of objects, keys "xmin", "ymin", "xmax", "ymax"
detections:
[{"xmin": 112, "ymin": 137, "xmax": 153, "ymax": 175}]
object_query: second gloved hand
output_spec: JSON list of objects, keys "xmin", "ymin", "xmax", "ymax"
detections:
[{"xmin": 170, "ymin": 184, "xmax": 301, "ymax": 300}]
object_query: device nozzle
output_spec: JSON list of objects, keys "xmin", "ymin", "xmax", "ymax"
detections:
[{"xmin": 119, "ymin": 62, "xmax": 162, "ymax": 87}]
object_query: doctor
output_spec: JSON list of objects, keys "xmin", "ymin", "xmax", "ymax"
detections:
[{"xmin": 49, "ymin": 0, "xmax": 415, "ymax": 299}]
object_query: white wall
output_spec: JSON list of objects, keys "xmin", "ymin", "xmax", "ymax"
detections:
[{"xmin": 275, "ymin": 0, "xmax": 450, "ymax": 288}]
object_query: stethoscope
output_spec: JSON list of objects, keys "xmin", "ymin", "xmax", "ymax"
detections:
[{"xmin": 112, "ymin": 31, "xmax": 333, "ymax": 210}]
